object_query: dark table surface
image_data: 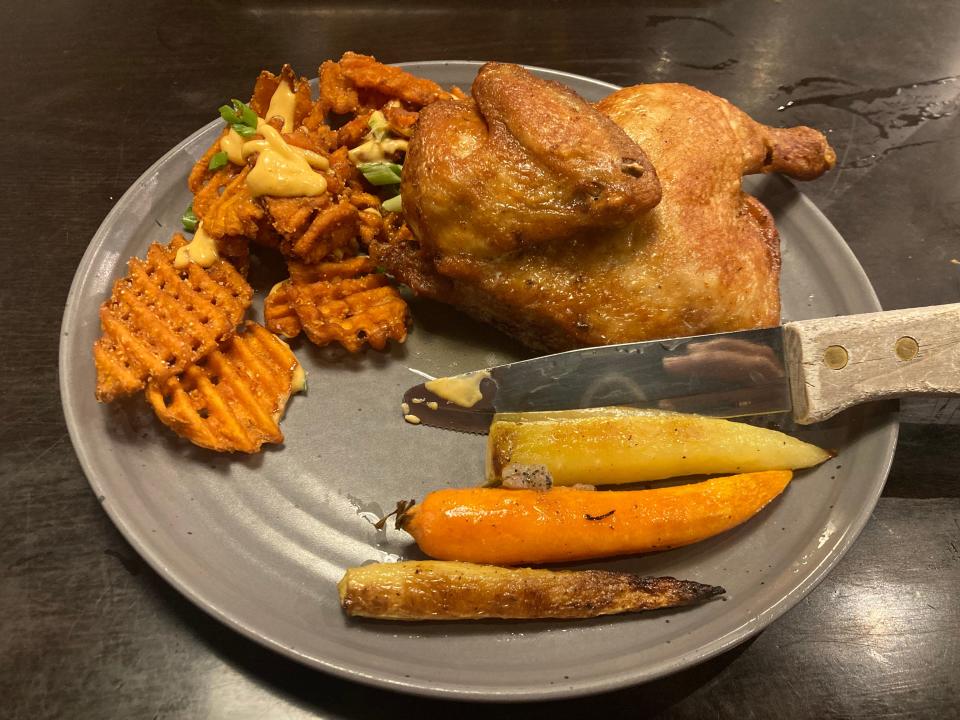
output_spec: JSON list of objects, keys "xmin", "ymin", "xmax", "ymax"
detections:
[{"xmin": 4, "ymin": 0, "xmax": 959, "ymax": 717}]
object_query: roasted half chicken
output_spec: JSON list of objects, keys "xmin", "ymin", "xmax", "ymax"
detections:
[{"xmin": 372, "ymin": 63, "xmax": 836, "ymax": 351}]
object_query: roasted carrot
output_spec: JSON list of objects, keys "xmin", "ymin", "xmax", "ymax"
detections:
[
  {"xmin": 339, "ymin": 561, "xmax": 725, "ymax": 620},
  {"xmin": 399, "ymin": 470, "xmax": 792, "ymax": 565}
]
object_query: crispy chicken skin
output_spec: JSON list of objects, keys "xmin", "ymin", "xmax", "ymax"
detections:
[
  {"xmin": 372, "ymin": 66, "xmax": 836, "ymax": 351},
  {"xmin": 402, "ymin": 63, "xmax": 661, "ymax": 258}
]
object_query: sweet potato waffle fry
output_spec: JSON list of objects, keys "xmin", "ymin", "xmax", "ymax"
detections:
[
  {"xmin": 249, "ymin": 65, "xmax": 314, "ymax": 122},
  {"xmin": 356, "ymin": 204, "xmax": 385, "ymax": 247},
  {"xmin": 188, "ymin": 137, "xmax": 241, "ymax": 195},
  {"xmin": 146, "ymin": 322, "xmax": 302, "ymax": 453},
  {"xmin": 383, "ymin": 103, "xmax": 419, "ymax": 137},
  {"xmin": 196, "ymin": 167, "xmax": 264, "ymax": 240},
  {"xmin": 214, "ymin": 234, "xmax": 252, "ymax": 277},
  {"xmin": 93, "ymin": 235, "xmax": 253, "ymax": 402},
  {"xmin": 264, "ymin": 280, "xmax": 302, "ymax": 339},
  {"xmin": 266, "ymin": 197, "xmax": 360, "ymax": 263},
  {"xmin": 318, "ymin": 59, "xmax": 360, "ymax": 115},
  {"xmin": 295, "ymin": 276, "xmax": 409, "ymax": 353},
  {"xmin": 337, "ymin": 52, "xmax": 449, "ymax": 109},
  {"xmin": 335, "ymin": 112, "xmax": 375, "ymax": 148},
  {"xmin": 265, "ymin": 256, "xmax": 409, "ymax": 352}
]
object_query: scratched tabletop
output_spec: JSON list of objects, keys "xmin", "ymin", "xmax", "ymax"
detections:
[{"xmin": 3, "ymin": 1, "xmax": 959, "ymax": 718}]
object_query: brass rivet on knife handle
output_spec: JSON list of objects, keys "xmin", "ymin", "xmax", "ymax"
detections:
[
  {"xmin": 784, "ymin": 303, "xmax": 960, "ymax": 425},
  {"xmin": 823, "ymin": 345, "xmax": 848, "ymax": 370},
  {"xmin": 894, "ymin": 336, "xmax": 919, "ymax": 362}
]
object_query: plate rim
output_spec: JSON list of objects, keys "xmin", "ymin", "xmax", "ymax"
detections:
[{"xmin": 59, "ymin": 60, "xmax": 898, "ymax": 702}]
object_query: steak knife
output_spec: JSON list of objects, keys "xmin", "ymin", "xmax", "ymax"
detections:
[{"xmin": 401, "ymin": 303, "xmax": 960, "ymax": 433}]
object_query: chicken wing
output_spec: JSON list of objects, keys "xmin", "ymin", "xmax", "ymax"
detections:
[
  {"xmin": 403, "ymin": 62, "xmax": 661, "ymax": 258},
  {"xmin": 372, "ymin": 64, "xmax": 836, "ymax": 351}
]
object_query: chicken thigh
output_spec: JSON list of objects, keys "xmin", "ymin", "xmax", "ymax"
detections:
[{"xmin": 372, "ymin": 64, "xmax": 836, "ymax": 351}]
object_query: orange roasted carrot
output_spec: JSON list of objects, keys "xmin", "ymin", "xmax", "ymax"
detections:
[{"xmin": 399, "ymin": 470, "xmax": 792, "ymax": 565}]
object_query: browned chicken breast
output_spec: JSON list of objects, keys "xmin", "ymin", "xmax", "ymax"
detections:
[{"xmin": 372, "ymin": 64, "xmax": 836, "ymax": 351}]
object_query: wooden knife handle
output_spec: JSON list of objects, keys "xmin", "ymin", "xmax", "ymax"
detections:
[{"xmin": 783, "ymin": 303, "xmax": 960, "ymax": 424}]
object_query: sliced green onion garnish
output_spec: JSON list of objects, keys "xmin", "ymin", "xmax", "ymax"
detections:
[
  {"xmin": 232, "ymin": 121, "xmax": 258, "ymax": 139},
  {"xmin": 181, "ymin": 204, "xmax": 199, "ymax": 232},
  {"xmin": 358, "ymin": 161, "xmax": 402, "ymax": 186},
  {"xmin": 239, "ymin": 100, "xmax": 258, "ymax": 128},
  {"xmin": 219, "ymin": 105, "xmax": 241, "ymax": 125},
  {"xmin": 208, "ymin": 151, "xmax": 229, "ymax": 170},
  {"xmin": 218, "ymin": 99, "xmax": 258, "ymax": 138},
  {"xmin": 368, "ymin": 110, "xmax": 389, "ymax": 141},
  {"xmin": 381, "ymin": 194, "xmax": 402, "ymax": 213}
]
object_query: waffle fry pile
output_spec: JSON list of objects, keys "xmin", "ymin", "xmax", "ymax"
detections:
[{"xmin": 93, "ymin": 53, "xmax": 449, "ymax": 453}]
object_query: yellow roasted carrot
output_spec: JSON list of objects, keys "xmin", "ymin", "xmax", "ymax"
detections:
[
  {"xmin": 399, "ymin": 471, "xmax": 792, "ymax": 565},
  {"xmin": 488, "ymin": 408, "xmax": 830, "ymax": 486}
]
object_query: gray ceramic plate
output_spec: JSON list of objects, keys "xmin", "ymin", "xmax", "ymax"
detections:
[{"xmin": 60, "ymin": 62, "xmax": 897, "ymax": 701}]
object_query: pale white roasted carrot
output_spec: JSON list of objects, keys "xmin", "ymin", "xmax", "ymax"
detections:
[{"xmin": 338, "ymin": 560, "xmax": 724, "ymax": 621}]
